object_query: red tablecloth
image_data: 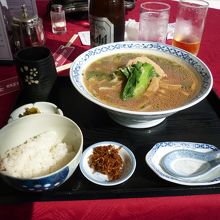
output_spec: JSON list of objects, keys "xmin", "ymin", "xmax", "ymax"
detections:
[
  {"xmin": 1, "ymin": 0, "xmax": 220, "ymax": 219},
  {"xmin": 1, "ymin": 194, "xmax": 220, "ymax": 220}
]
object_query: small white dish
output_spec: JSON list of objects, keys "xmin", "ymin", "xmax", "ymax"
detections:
[
  {"xmin": 80, "ymin": 141, "xmax": 136, "ymax": 186},
  {"xmin": 146, "ymin": 141, "xmax": 220, "ymax": 186},
  {"xmin": 8, "ymin": 102, "xmax": 63, "ymax": 123}
]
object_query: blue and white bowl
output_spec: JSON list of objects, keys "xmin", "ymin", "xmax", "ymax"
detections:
[
  {"xmin": 70, "ymin": 41, "xmax": 213, "ymax": 128},
  {"xmin": 0, "ymin": 114, "xmax": 83, "ymax": 192}
]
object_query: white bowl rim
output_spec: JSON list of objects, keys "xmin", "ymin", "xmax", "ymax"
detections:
[{"xmin": 70, "ymin": 41, "xmax": 213, "ymax": 116}]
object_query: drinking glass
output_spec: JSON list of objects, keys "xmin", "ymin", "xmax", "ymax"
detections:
[
  {"xmin": 172, "ymin": 0, "xmax": 209, "ymax": 55},
  {"xmin": 138, "ymin": 2, "xmax": 170, "ymax": 43},
  {"xmin": 50, "ymin": 4, "xmax": 67, "ymax": 34}
]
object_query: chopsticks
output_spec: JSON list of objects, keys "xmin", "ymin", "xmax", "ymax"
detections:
[
  {"xmin": 56, "ymin": 34, "xmax": 78, "ymax": 73},
  {"xmin": 56, "ymin": 63, "xmax": 72, "ymax": 72},
  {"xmin": 64, "ymin": 34, "xmax": 78, "ymax": 48}
]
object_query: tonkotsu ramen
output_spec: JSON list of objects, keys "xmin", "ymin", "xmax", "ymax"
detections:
[{"xmin": 83, "ymin": 52, "xmax": 201, "ymax": 112}]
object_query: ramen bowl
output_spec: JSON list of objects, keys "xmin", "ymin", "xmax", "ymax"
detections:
[{"xmin": 70, "ymin": 41, "xmax": 213, "ymax": 128}]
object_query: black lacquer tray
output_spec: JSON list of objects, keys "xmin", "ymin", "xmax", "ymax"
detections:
[{"xmin": 1, "ymin": 76, "xmax": 220, "ymax": 204}]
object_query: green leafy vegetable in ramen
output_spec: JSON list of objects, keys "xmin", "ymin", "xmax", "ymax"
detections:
[{"xmin": 117, "ymin": 61, "xmax": 158, "ymax": 100}]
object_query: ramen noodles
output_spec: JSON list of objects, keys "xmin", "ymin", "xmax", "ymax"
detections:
[{"xmin": 83, "ymin": 52, "xmax": 201, "ymax": 112}]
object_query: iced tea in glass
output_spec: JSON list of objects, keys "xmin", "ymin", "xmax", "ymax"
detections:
[{"xmin": 172, "ymin": 0, "xmax": 209, "ymax": 55}]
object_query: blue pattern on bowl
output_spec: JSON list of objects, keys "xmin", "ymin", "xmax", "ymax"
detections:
[{"xmin": 2, "ymin": 166, "xmax": 69, "ymax": 192}]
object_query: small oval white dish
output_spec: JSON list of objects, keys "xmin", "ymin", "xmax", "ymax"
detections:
[
  {"xmin": 145, "ymin": 141, "xmax": 220, "ymax": 186},
  {"xmin": 80, "ymin": 141, "xmax": 136, "ymax": 186},
  {"xmin": 8, "ymin": 102, "xmax": 63, "ymax": 123}
]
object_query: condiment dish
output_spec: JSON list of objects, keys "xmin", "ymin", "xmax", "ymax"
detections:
[
  {"xmin": 80, "ymin": 141, "xmax": 136, "ymax": 186},
  {"xmin": 8, "ymin": 101, "xmax": 63, "ymax": 123}
]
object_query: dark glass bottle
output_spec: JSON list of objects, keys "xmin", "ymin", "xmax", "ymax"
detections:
[{"xmin": 89, "ymin": 0, "xmax": 125, "ymax": 47}]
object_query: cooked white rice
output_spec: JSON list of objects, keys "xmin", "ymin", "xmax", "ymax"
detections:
[{"xmin": 0, "ymin": 131, "xmax": 76, "ymax": 178}]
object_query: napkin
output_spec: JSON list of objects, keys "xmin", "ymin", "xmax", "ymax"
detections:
[
  {"xmin": 124, "ymin": 19, "xmax": 139, "ymax": 41},
  {"xmin": 78, "ymin": 31, "xmax": 90, "ymax": 46}
]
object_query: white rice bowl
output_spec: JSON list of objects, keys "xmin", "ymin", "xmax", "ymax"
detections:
[{"xmin": 0, "ymin": 114, "xmax": 83, "ymax": 192}]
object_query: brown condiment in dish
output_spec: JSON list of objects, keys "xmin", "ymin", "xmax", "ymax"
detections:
[{"xmin": 88, "ymin": 145, "xmax": 123, "ymax": 181}]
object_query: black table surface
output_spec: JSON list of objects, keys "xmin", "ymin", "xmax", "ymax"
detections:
[{"xmin": 1, "ymin": 76, "xmax": 220, "ymax": 204}]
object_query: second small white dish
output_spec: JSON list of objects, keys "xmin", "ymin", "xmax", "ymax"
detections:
[
  {"xmin": 80, "ymin": 141, "xmax": 136, "ymax": 186},
  {"xmin": 8, "ymin": 102, "xmax": 63, "ymax": 123},
  {"xmin": 146, "ymin": 141, "xmax": 220, "ymax": 186}
]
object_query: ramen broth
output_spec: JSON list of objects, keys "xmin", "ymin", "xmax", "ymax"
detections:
[{"xmin": 83, "ymin": 53, "xmax": 201, "ymax": 111}]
